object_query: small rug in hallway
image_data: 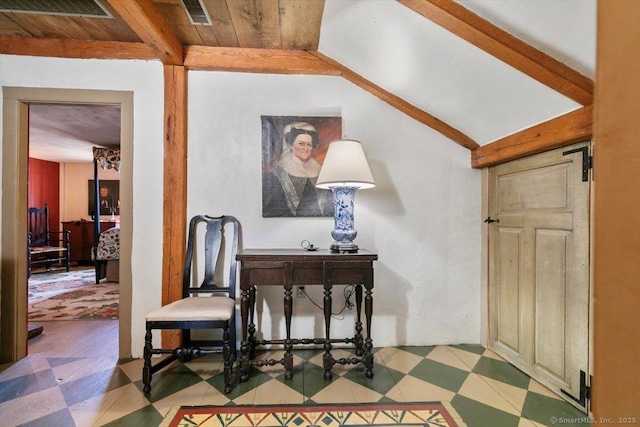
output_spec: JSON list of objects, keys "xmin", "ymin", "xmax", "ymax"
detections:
[
  {"xmin": 28, "ymin": 267, "xmax": 119, "ymax": 321},
  {"xmin": 160, "ymin": 402, "xmax": 465, "ymax": 427}
]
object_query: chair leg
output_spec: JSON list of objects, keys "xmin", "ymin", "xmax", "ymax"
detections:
[
  {"xmin": 182, "ymin": 329, "xmax": 193, "ymax": 362},
  {"xmin": 143, "ymin": 326, "xmax": 153, "ymax": 394},
  {"xmin": 223, "ymin": 326, "xmax": 232, "ymax": 394}
]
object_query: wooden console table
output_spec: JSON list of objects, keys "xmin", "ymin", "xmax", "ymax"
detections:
[{"xmin": 236, "ymin": 249, "xmax": 378, "ymax": 382}]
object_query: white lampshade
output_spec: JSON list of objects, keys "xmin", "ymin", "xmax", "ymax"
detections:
[{"xmin": 316, "ymin": 139, "xmax": 375, "ymax": 189}]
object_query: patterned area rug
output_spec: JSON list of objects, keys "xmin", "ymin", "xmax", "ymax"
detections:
[
  {"xmin": 160, "ymin": 402, "xmax": 464, "ymax": 427},
  {"xmin": 28, "ymin": 267, "xmax": 119, "ymax": 321}
]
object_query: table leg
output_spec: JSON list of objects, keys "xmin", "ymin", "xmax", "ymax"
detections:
[
  {"xmin": 354, "ymin": 284, "xmax": 364, "ymax": 356},
  {"xmin": 284, "ymin": 286, "xmax": 294, "ymax": 379},
  {"xmin": 323, "ymin": 286, "xmax": 333, "ymax": 380},
  {"xmin": 239, "ymin": 287, "xmax": 251, "ymax": 382},
  {"xmin": 248, "ymin": 285, "xmax": 257, "ymax": 359},
  {"xmin": 363, "ymin": 287, "xmax": 374, "ymax": 378}
]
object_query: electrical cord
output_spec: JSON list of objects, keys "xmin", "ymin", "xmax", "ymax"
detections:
[
  {"xmin": 298, "ymin": 240, "xmax": 356, "ymax": 319},
  {"xmin": 300, "ymin": 284, "xmax": 356, "ymax": 320}
]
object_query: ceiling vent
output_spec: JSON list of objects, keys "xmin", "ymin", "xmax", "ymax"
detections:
[
  {"xmin": 182, "ymin": 0, "xmax": 212, "ymax": 26},
  {"xmin": 0, "ymin": 0, "xmax": 112, "ymax": 18}
]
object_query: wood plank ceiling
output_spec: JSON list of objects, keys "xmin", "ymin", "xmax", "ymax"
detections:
[
  {"xmin": 0, "ymin": 0, "xmax": 324, "ymax": 53},
  {"xmin": 0, "ymin": 0, "xmax": 593, "ymax": 167}
]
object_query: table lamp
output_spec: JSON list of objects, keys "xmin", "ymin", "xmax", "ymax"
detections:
[{"xmin": 316, "ymin": 139, "xmax": 375, "ymax": 253}]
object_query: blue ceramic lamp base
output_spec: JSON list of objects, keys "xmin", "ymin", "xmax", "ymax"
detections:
[{"xmin": 329, "ymin": 186, "xmax": 360, "ymax": 253}]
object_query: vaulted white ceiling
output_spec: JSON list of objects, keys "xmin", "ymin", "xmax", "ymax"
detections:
[{"xmin": 319, "ymin": 0, "xmax": 595, "ymax": 146}]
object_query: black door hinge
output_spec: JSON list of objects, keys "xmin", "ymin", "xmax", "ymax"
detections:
[
  {"xmin": 563, "ymin": 146, "xmax": 592, "ymax": 182},
  {"xmin": 561, "ymin": 370, "xmax": 590, "ymax": 408}
]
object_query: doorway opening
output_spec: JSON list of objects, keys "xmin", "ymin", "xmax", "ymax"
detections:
[
  {"xmin": 1, "ymin": 87, "xmax": 133, "ymax": 363},
  {"xmin": 27, "ymin": 102, "xmax": 122, "ymax": 355}
]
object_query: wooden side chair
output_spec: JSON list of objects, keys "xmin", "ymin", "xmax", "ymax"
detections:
[
  {"xmin": 143, "ymin": 215, "xmax": 240, "ymax": 394},
  {"xmin": 27, "ymin": 204, "xmax": 71, "ymax": 276}
]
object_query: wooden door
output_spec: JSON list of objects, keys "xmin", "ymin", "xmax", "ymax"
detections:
[{"xmin": 488, "ymin": 142, "xmax": 591, "ymax": 411}]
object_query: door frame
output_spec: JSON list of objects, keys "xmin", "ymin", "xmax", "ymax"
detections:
[{"xmin": 1, "ymin": 87, "xmax": 133, "ymax": 362}]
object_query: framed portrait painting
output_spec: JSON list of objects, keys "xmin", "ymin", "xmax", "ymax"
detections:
[
  {"xmin": 88, "ymin": 179, "xmax": 120, "ymax": 216},
  {"xmin": 262, "ymin": 115, "xmax": 342, "ymax": 218}
]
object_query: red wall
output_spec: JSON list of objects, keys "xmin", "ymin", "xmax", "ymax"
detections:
[{"xmin": 28, "ymin": 158, "xmax": 60, "ymax": 232}]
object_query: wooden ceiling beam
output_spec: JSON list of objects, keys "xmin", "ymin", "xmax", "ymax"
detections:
[
  {"xmin": 310, "ymin": 51, "xmax": 479, "ymax": 151},
  {"xmin": 471, "ymin": 105, "xmax": 593, "ymax": 168},
  {"xmin": 105, "ymin": 0, "xmax": 183, "ymax": 65},
  {"xmin": 398, "ymin": 0, "xmax": 594, "ymax": 106},
  {"xmin": 0, "ymin": 35, "xmax": 155, "ymax": 60},
  {"xmin": 184, "ymin": 46, "xmax": 341, "ymax": 75}
]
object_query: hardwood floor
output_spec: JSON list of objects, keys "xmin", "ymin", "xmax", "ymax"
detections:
[{"xmin": 28, "ymin": 320, "xmax": 118, "ymax": 358}]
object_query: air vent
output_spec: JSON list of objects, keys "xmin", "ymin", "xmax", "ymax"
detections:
[
  {"xmin": 182, "ymin": 0, "xmax": 212, "ymax": 26},
  {"xmin": 0, "ymin": 0, "xmax": 112, "ymax": 18}
]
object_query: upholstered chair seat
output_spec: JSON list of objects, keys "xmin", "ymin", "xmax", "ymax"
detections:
[
  {"xmin": 146, "ymin": 296, "xmax": 235, "ymax": 322},
  {"xmin": 142, "ymin": 215, "xmax": 240, "ymax": 394}
]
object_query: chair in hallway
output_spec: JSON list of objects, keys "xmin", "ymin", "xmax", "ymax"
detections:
[
  {"xmin": 143, "ymin": 215, "xmax": 240, "ymax": 394},
  {"xmin": 27, "ymin": 204, "xmax": 70, "ymax": 276}
]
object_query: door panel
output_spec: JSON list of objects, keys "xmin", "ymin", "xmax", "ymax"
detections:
[
  {"xmin": 498, "ymin": 163, "xmax": 571, "ymax": 212},
  {"xmin": 534, "ymin": 229, "xmax": 570, "ymax": 380},
  {"xmin": 489, "ymin": 142, "xmax": 590, "ymax": 412},
  {"xmin": 496, "ymin": 228, "xmax": 522, "ymax": 353}
]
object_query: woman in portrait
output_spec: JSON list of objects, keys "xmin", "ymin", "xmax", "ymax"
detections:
[{"xmin": 263, "ymin": 121, "xmax": 334, "ymax": 217}]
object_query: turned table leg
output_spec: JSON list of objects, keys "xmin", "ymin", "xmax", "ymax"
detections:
[
  {"xmin": 354, "ymin": 284, "xmax": 364, "ymax": 356},
  {"xmin": 239, "ymin": 286, "xmax": 251, "ymax": 382},
  {"xmin": 284, "ymin": 285, "xmax": 294, "ymax": 379},
  {"xmin": 323, "ymin": 284, "xmax": 334, "ymax": 380},
  {"xmin": 363, "ymin": 286, "xmax": 374, "ymax": 378}
]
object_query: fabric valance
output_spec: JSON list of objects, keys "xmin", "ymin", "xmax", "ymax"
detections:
[{"xmin": 93, "ymin": 147, "xmax": 121, "ymax": 172}]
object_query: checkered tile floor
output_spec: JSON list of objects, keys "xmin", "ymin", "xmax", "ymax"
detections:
[{"xmin": 0, "ymin": 337, "xmax": 589, "ymax": 427}]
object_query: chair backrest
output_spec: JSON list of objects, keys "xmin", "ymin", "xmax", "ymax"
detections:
[
  {"xmin": 28, "ymin": 205, "xmax": 50, "ymax": 246},
  {"xmin": 183, "ymin": 215, "xmax": 239, "ymax": 299}
]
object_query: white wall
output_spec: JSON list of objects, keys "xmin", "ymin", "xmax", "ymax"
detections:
[
  {"xmin": 61, "ymin": 162, "xmax": 120, "ymax": 222},
  {"xmin": 188, "ymin": 71, "xmax": 483, "ymax": 347},
  {"xmin": 0, "ymin": 55, "xmax": 164, "ymax": 357},
  {"xmin": 0, "ymin": 55, "xmax": 483, "ymax": 358}
]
